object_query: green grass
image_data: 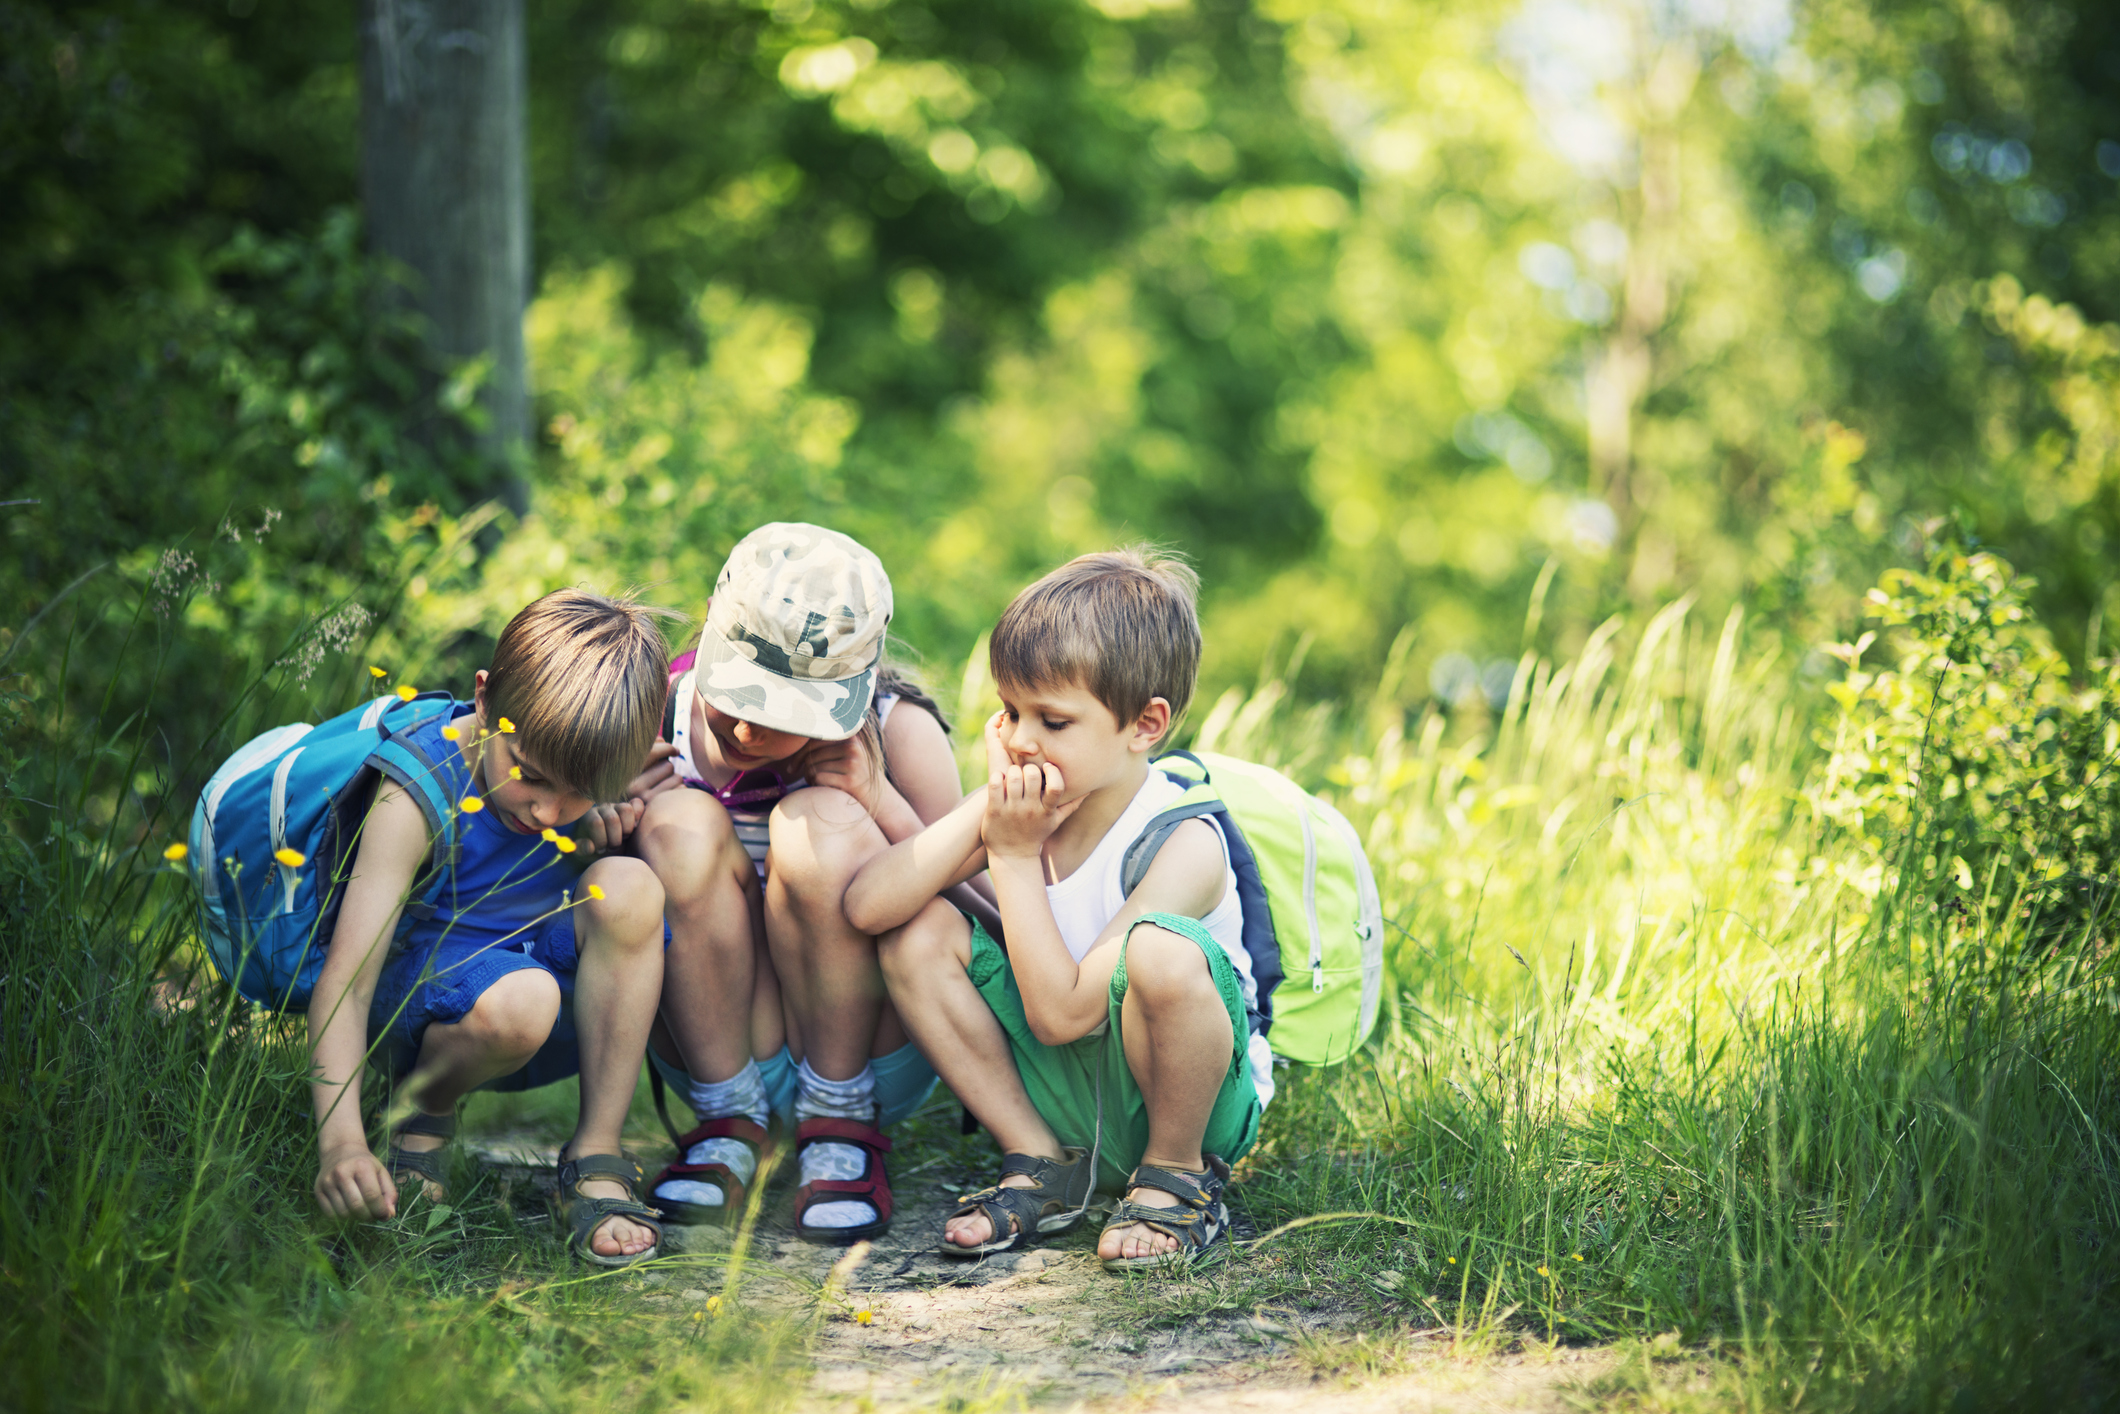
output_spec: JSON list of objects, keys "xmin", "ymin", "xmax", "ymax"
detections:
[
  {"xmin": 4, "ymin": 594, "xmax": 2115, "ymax": 1411},
  {"xmin": 1176, "ymin": 604, "xmax": 2120, "ymax": 1409}
]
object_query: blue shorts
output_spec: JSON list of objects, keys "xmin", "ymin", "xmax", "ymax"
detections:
[{"xmin": 369, "ymin": 911, "xmax": 670, "ymax": 1093}]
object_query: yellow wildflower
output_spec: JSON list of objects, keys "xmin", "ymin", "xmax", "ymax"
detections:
[
  {"xmin": 587, "ymin": 884, "xmax": 606, "ymax": 901},
  {"xmin": 441, "ymin": 725, "xmax": 461, "ymax": 741},
  {"xmin": 1537, "ymin": 1266, "xmax": 1550, "ymax": 1277},
  {"xmin": 554, "ymin": 837, "xmax": 578, "ymax": 854},
  {"xmin": 706, "ymin": 1295, "xmax": 723, "ymax": 1315},
  {"xmin": 395, "ymin": 685, "xmax": 417, "ymax": 702},
  {"xmin": 1447, "ymin": 1256, "xmax": 1456, "ymax": 1265},
  {"xmin": 460, "ymin": 796, "xmax": 485, "ymax": 814},
  {"xmin": 509, "ymin": 766, "xmax": 522, "ymax": 780},
  {"xmin": 163, "ymin": 843, "xmax": 189, "ymax": 862},
  {"xmin": 854, "ymin": 1310, "xmax": 873, "ymax": 1326},
  {"xmin": 1572, "ymin": 1253, "xmax": 1584, "ymax": 1262},
  {"xmin": 542, "ymin": 828, "xmax": 560, "ymax": 841},
  {"xmin": 369, "ymin": 666, "xmax": 388, "ymax": 679},
  {"xmin": 273, "ymin": 847, "xmax": 306, "ymax": 868},
  {"xmin": 498, "ymin": 717, "xmax": 516, "ymax": 734}
]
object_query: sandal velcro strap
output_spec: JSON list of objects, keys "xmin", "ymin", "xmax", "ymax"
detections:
[
  {"xmin": 1126, "ymin": 1160, "xmax": 1226, "ymax": 1206},
  {"xmin": 558, "ymin": 1153, "xmax": 646, "ymax": 1195},
  {"xmin": 388, "ymin": 1145, "xmax": 446, "ymax": 1185},
  {"xmin": 796, "ymin": 1117, "xmax": 891, "ymax": 1153},
  {"xmin": 673, "ymin": 1115, "xmax": 768, "ymax": 1151},
  {"xmin": 394, "ymin": 1110, "xmax": 457, "ymax": 1140}
]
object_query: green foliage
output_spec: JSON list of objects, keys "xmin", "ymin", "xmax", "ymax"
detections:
[
  {"xmin": 0, "ymin": 591, "xmax": 806, "ymax": 1414},
  {"xmin": 1813, "ymin": 547, "xmax": 2120, "ymax": 910},
  {"xmin": 1202, "ymin": 585, "xmax": 2117, "ymax": 1412}
]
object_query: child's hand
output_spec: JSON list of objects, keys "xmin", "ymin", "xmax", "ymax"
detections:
[
  {"xmin": 573, "ymin": 797, "xmax": 645, "ymax": 857},
  {"xmin": 316, "ymin": 1141, "xmax": 398, "ymax": 1221},
  {"xmin": 981, "ymin": 711, "xmax": 1080, "ymax": 859},
  {"xmin": 624, "ymin": 741, "xmax": 683, "ymax": 803},
  {"xmin": 801, "ymin": 735, "xmax": 887, "ymax": 814}
]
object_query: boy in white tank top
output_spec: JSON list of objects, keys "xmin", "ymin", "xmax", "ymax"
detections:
[{"xmin": 848, "ymin": 548, "xmax": 1270, "ymax": 1271}]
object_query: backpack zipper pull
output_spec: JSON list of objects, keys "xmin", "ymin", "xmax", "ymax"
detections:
[{"xmin": 1312, "ymin": 962, "xmax": 1325, "ymax": 993}]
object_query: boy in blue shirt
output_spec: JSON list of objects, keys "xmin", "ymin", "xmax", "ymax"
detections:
[{"xmin": 306, "ymin": 589, "xmax": 672, "ymax": 1265}]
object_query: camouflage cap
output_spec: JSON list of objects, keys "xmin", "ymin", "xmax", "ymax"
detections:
[{"xmin": 695, "ymin": 522, "xmax": 893, "ymax": 741}]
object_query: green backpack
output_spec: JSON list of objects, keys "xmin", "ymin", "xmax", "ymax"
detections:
[{"xmin": 1120, "ymin": 749, "xmax": 1386, "ymax": 1065}]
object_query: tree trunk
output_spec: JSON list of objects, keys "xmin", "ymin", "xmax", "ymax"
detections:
[{"xmin": 359, "ymin": 0, "xmax": 530, "ymax": 516}]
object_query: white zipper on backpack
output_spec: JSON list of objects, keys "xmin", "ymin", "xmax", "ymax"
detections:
[
  {"xmin": 1301, "ymin": 802, "xmax": 1324, "ymax": 992},
  {"xmin": 270, "ymin": 747, "xmax": 304, "ymax": 914}
]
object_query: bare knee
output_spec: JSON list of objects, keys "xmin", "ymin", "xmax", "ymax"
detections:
[
  {"xmin": 1123, "ymin": 924, "xmax": 1217, "ymax": 1009},
  {"xmin": 768, "ymin": 788, "xmax": 886, "ymax": 933},
  {"xmin": 579, "ymin": 856, "xmax": 665, "ymax": 950},
  {"xmin": 638, "ymin": 790, "xmax": 750, "ymax": 904},
  {"xmin": 457, "ymin": 969, "xmax": 562, "ymax": 1064},
  {"xmin": 878, "ymin": 898, "xmax": 972, "ymax": 986}
]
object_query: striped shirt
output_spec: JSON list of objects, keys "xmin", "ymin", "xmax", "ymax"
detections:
[{"xmin": 666, "ymin": 662, "xmax": 897, "ymax": 876}]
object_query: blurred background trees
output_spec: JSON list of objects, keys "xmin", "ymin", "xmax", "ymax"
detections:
[{"xmin": 4, "ymin": 0, "xmax": 2117, "ymax": 783}]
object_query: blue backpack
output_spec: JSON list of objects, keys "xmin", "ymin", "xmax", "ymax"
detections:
[{"xmin": 187, "ymin": 691, "xmax": 465, "ymax": 1010}]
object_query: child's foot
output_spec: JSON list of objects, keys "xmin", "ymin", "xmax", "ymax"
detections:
[
  {"xmin": 942, "ymin": 1170, "xmax": 1038, "ymax": 1249},
  {"xmin": 555, "ymin": 1152, "xmax": 664, "ymax": 1265},
  {"xmin": 576, "ymin": 1176, "xmax": 660, "ymax": 1259},
  {"xmin": 1096, "ymin": 1157, "xmax": 1233, "ymax": 1271},
  {"xmin": 1096, "ymin": 1182, "xmax": 1186, "ymax": 1262},
  {"xmin": 390, "ymin": 1131, "xmax": 449, "ymax": 1204},
  {"xmin": 650, "ymin": 1116, "xmax": 768, "ymax": 1224},
  {"xmin": 941, "ymin": 1146, "xmax": 1093, "ymax": 1256},
  {"xmin": 792, "ymin": 1116, "xmax": 894, "ymax": 1244},
  {"xmin": 386, "ymin": 1108, "xmax": 457, "ymax": 1205}
]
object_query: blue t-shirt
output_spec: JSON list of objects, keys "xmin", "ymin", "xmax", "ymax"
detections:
[{"xmin": 394, "ymin": 704, "xmax": 579, "ymax": 958}]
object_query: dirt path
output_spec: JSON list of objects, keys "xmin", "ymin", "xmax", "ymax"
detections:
[{"xmin": 471, "ymin": 1127, "xmax": 1616, "ymax": 1413}]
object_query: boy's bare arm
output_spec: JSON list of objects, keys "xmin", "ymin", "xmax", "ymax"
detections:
[
  {"xmin": 991, "ymin": 813, "xmax": 1226, "ymax": 1045},
  {"xmin": 843, "ymin": 790, "xmax": 988, "ymax": 935},
  {"xmin": 307, "ymin": 781, "xmax": 430, "ymax": 1220}
]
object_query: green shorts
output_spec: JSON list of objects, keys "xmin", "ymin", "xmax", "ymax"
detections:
[{"xmin": 968, "ymin": 910, "xmax": 1262, "ymax": 1192}]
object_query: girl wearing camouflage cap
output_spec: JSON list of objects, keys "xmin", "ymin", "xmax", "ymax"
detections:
[{"xmin": 625, "ymin": 522, "xmax": 978, "ymax": 1243}]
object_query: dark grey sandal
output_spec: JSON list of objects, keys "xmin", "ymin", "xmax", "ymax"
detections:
[
  {"xmin": 939, "ymin": 1146, "xmax": 1094, "ymax": 1258},
  {"xmin": 386, "ymin": 1109, "xmax": 456, "ymax": 1199},
  {"xmin": 1098, "ymin": 1155, "xmax": 1234, "ymax": 1272},
  {"xmin": 555, "ymin": 1152, "xmax": 664, "ymax": 1267}
]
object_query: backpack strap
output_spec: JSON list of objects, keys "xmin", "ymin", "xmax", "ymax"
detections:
[
  {"xmin": 1119, "ymin": 757, "xmax": 1279, "ymax": 1036},
  {"xmin": 369, "ymin": 708, "xmax": 466, "ymax": 925}
]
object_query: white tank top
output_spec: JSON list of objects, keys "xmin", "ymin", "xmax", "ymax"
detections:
[{"xmin": 1044, "ymin": 771, "xmax": 1276, "ymax": 1107}]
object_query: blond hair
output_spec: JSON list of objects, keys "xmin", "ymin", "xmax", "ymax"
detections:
[
  {"xmin": 486, "ymin": 589, "xmax": 673, "ymax": 800},
  {"xmin": 989, "ymin": 546, "xmax": 1201, "ymax": 730}
]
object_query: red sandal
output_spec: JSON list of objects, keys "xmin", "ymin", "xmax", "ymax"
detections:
[
  {"xmin": 792, "ymin": 1116, "xmax": 894, "ymax": 1246},
  {"xmin": 648, "ymin": 1115, "xmax": 769, "ymax": 1226}
]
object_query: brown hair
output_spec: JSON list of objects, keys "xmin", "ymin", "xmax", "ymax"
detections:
[
  {"xmin": 486, "ymin": 588, "xmax": 673, "ymax": 801},
  {"xmin": 989, "ymin": 546, "xmax": 1201, "ymax": 730}
]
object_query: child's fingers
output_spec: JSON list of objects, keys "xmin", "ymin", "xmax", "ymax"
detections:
[
  {"xmin": 1038, "ymin": 762, "xmax": 1065, "ymax": 801},
  {"xmin": 983, "ymin": 712, "xmax": 1011, "ymax": 774}
]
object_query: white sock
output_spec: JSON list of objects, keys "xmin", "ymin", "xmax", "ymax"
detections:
[
  {"xmin": 795, "ymin": 1059, "xmax": 878, "ymax": 1229},
  {"xmin": 656, "ymin": 1060, "xmax": 766, "ymax": 1208}
]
